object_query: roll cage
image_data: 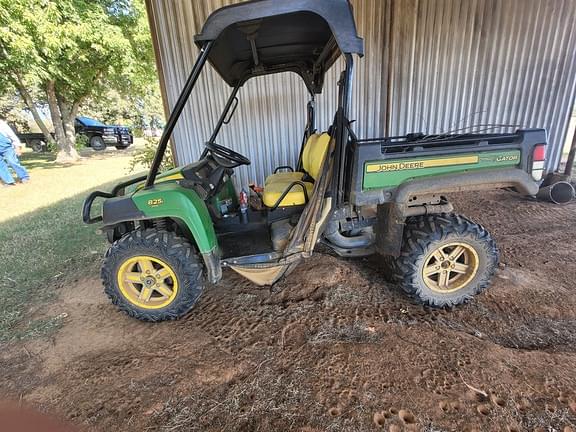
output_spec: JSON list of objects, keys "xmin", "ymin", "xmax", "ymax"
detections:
[{"xmin": 145, "ymin": 0, "xmax": 364, "ymax": 212}]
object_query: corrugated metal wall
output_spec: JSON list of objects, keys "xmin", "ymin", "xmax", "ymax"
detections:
[
  {"xmin": 386, "ymin": 0, "xmax": 576, "ymax": 172},
  {"xmin": 147, "ymin": 0, "xmax": 576, "ymax": 190}
]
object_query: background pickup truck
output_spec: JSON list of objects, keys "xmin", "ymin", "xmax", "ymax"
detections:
[{"xmin": 17, "ymin": 116, "xmax": 133, "ymax": 152}]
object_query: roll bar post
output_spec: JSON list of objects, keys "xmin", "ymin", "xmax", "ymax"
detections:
[
  {"xmin": 334, "ymin": 53, "xmax": 355, "ymax": 205},
  {"xmin": 295, "ymin": 95, "xmax": 316, "ymax": 172},
  {"xmin": 209, "ymin": 83, "xmax": 241, "ymax": 144},
  {"xmin": 145, "ymin": 41, "xmax": 214, "ymax": 188},
  {"xmin": 201, "ymin": 82, "xmax": 243, "ymax": 158},
  {"xmin": 306, "ymin": 95, "xmax": 316, "ymax": 137}
]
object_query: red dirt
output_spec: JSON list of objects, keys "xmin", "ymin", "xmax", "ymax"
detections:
[{"xmin": 1, "ymin": 190, "xmax": 576, "ymax": 431}]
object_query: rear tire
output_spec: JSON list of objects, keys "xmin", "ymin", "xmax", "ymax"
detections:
[
  {"xmin": 391, "ymin": 213, "xmax": 498, "ymax": 307},
  {"xmin": 101, "ymin": 229, "xmax": 204, "ymax": 321},
  {"xmin": 31, "ymin": 139, "xmax": 45, "ymax": 153},
  {"xmin": 90, "ymin": 135, "xmax": 106, "ymax": 151}
]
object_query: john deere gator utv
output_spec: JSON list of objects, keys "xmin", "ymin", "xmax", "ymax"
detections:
[{"xmin": 83, "ymin": 0, "xmax": 547, "ymax": 321}]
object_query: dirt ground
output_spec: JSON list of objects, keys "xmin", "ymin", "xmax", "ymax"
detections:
[{"xmin": 1, "ymin": 190, "xmax": 576, "ymax": 432}]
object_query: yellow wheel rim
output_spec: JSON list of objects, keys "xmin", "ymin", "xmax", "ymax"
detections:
[
  {"xmin": 117, "ymin": 255, "xmax": 179, "ymax": 309},
  {"xmin": 422, "ymin": 242, "xmax": 479, "ymax": 293}
]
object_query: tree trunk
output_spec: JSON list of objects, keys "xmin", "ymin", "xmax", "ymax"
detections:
[
  {"xmin": 57, "ymin": 95, "xmax": 77, "ymax": 151},
  {"xmin": 71, "ymin": 99, "xmax": 82, "ymax": 120},
  {"xmin": 12, "ymin": 76, "xmax": 55, "ymax": 147},
  {"xmin": 46, "ymin": 81, "xmax": 80, "ymax": 163}
]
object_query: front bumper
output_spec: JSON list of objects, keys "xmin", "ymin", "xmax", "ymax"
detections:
[
  {"xmin": 103, "ymin": 134, "xmax": 119, "ymax": 144},
  {"xmin": 118, "ymin": 134, "xmax": 134, "ymax": 147},
  {"xmin": 102, "ymin": 134, "xmax": 133, "ymax": 146}
]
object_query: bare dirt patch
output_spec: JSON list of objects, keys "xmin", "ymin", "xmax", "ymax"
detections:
[{"xmin": 1, "ymin": 190, "xmax": 576, "ymax": 431}]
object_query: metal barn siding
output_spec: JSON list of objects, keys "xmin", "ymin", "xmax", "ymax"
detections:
[
  {"xmin": 386, "ymin": 0, "xmax": 576, "ymax": 172},
  {"xmin": 146, "ymin": 0, "xmax": 576, "ymax": 188}
]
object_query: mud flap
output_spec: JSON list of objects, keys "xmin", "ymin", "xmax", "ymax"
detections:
[{"xmin": 375, "ymin": 203, "xmax": 405, "ymax": 257}]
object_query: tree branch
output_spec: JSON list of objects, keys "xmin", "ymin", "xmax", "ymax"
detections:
[{"xmin": 10, "ymin": 74, "xmax": 54, "ymax": 145}]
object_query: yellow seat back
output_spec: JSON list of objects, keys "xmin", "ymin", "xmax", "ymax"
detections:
[{"xmin": 301, "ymin": 132, "xmax": 331, "ymax": 180}]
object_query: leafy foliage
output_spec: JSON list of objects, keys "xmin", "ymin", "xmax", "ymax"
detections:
[
  {"xmin": 0, "ymin": 91, "xmax": 30, "ymax": 132},
  {"xmin": 75, "ymin": 133, "xmax": 89, "ymax": 150},
  {"xmin": 129, "ymin": 137, "xmax": 175, "ymax": 172}
]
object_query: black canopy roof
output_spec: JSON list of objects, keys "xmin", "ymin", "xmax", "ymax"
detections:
[{"xmin": 194, "ymin": 0, "xmax": 364, "ymax": 93}]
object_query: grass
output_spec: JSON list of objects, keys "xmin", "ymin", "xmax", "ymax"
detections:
[
  {"xmin": 0, "ymin": 144, "xmax": 145, "ymax": 342},
  {"xmin": 0, "ymin": 143, "xmax": 143, "ymax": 223}
]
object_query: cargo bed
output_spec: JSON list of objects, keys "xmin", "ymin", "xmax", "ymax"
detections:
[{"xmin": 349, "ymin": 129, "xmax": 547, "ymax": 204}]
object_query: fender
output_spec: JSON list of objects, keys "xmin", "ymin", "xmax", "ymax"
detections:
[
  {"xmin": 392, "ymin": 168, "xmax": 539, "ymax": 204},
  {"xmin": 352, "ymin": 168, "xmax": 539, "ymax": 206},
  {"xmin": 374, "ymin": 169, "xmax": 539, "ymax": 256},
  {"xmin": 102, "ymin": 182, "xmax": 218, "ymax": 255}
]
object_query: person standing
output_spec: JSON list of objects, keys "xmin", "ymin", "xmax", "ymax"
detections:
[{"xmin": 0, "ymin": 119, "xmax": 30, "ymax": 186}]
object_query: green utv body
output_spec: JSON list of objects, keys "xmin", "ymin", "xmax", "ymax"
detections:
[{"xmin": 83, "ymin": 0, "xmax": 546, "ymax": 321}]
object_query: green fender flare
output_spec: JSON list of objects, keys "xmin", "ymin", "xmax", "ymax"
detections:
[{"xmin": 131, "ymin": 183, "xmax": 217, "ymax": 254}]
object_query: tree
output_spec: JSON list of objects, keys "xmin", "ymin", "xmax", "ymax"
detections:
[
  {"xmin": 0, "ymin": 1, "xmax": 56, "ymax": 149},
  {"xmin": 0, "ymin": 91, "xmax": 33, "ymax": 132},
  {"xmin": 0, "ymin": 0, "xmax": 158, "ymax": 162}
]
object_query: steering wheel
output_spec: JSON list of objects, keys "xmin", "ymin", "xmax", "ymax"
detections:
[{"xmin": 205, "ymin": 142, "xmax": 251, "ymax": 168}]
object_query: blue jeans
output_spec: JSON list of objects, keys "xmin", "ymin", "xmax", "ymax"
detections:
[{"xmin": 0, "ymin": 146, "xmax": 29, "ymax": 184}]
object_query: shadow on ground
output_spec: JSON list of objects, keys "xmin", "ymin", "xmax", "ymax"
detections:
[
  {"xmin": 0, "ymin": 175, "xmax": 140, "ymax": 342},
  {"xmin": 19, "ymin": 146, "xmax": 139, "ymax": 171}
]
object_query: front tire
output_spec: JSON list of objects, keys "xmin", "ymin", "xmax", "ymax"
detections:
[
  {"xmin": 90, "ymin": 135, "xmax": 106, "ymax": 151},
  {"xmin": 391, "ymin": 213, "xmax": 498, "ymax": 307},
  {"xmin": 101, "ymin": 229, "xmax": 204, "ymax": 321}
]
